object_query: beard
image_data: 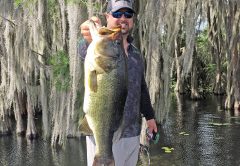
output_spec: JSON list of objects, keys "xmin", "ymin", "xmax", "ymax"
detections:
[
  {"xmin": 121, "ymin": 29, "xmax": 128, "ymax": 34},
  {"xmin": 119, "ymin": 22, "xmax": 131, "ymax": 35}
]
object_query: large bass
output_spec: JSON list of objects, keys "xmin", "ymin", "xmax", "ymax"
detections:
[{"xmin": 81, "ymin": 20, "xmax": 127, "ymax": 166}]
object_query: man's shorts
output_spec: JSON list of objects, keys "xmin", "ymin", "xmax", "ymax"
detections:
[{"xmin": 86, "ymin": 135, "xmax": 140, "ymax": 166}]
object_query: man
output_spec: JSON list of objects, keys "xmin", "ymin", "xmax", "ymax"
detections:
[{"xmin": 78, "ymin": 0, "xmax": 158, "ymax": 165}]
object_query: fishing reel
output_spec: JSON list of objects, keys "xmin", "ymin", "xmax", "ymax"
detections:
[{"xmin": 146, "ymin": 128, "xmax": 160, "ymax": 144}]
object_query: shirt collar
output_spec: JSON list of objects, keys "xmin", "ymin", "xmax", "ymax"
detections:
[{"xmin": 127, "ymin": 35, "xmax": 134, "ymax": 44}]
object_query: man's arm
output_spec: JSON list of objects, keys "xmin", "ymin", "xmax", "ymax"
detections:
[
  {"xmin": 140, "ymin": 75, "xmax": 154, "ymax": 119},
  {"xmin": 140, "ymin": 75, "xmax": 158, "ymax": 132}
]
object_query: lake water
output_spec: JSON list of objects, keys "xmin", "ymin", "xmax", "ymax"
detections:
[{"xmin": 1, "ymin": 95, "xmax": 240, "ymax": 166}]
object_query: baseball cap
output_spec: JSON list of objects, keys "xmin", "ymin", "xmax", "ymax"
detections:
[{"xmin": 106, "ymin": 0, "xmax": 135, "ymax": 13}]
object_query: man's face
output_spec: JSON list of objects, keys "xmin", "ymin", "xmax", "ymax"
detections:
[{"xmin": 106, "ymin": 8, "xmax": 134, "ymax": 35}]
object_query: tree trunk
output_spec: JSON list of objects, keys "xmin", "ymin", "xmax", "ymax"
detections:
[
  {"xmin": 26, "ymin": 96, "xmax": 38, "ymax": 139},
  {"xmin": 224, "ymin": 1, "xmax": 240, "ymax": 110},
  {"xmin": 138, "ymin": 0, "xmax": 176, "ymax": 123},
  {"xmin": 58, "ymin": 0, "xmax": 68, "ymax": 51},
  {"xmin": 140, "ymin": 118, "xmax": 149, "ymax": 146},
  {"xmin": 37, "ymin": 0, "xmax": 51, "ymax": 140},
  {"xmin": 14, "ymin": 91, "xmax": 25, "ymax": 135},
  {"xmin": 0, "ymin": 19, "xmax": 12, "ymax": 136},
  {"xmin": 233, "ymin": 45, "xmax": 240, "ymax": 111},
  {"xmin": 66, "ymin": 3, "xmax": 87, "ymax": 137},
  {"xmin": 175, "ymin": 45, "xmax": 185, "ymax": 94},
  {"xmin": 207, "ymin": 2, "xmax": 224, "ymax": 95},
  {"xmin": 191, "ymin": 47, "xmax": 201, "ymax": 99}
]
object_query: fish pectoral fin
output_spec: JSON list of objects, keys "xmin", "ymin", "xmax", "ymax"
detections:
[
  {"xmin": 78, "ymin": 116, "xmax": 93, "ymax": 136},
  {"xmin": 88, "ymin": 70, "xmax": 98, "ymax": 92},
  {"xmin": 95, "ymin": 56, "xmax": 116, "ymax": 73}
]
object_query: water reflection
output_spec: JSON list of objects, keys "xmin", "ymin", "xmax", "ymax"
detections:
[
  {"xmin": 0, "ymin": 136, "xmax": 87, "ymax": 166},
  {"xmin": 151, "ymin": 95, "xmax": 240, "ymax": 166},
  {"xmin": 1, "ymin": 95, "xmax": 240, "ymax": 166}
]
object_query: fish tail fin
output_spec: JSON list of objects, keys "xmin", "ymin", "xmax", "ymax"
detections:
[{"xmin": 93, "ymin": 156, "xmax": 114, "ymax": 166}]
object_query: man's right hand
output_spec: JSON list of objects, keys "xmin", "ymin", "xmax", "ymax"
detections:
[{"xmin": 80, "ymin": 16, "xmax": 101, "ymax": 43}]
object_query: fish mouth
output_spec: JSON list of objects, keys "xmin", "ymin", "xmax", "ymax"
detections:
[
  {"xmin": 98, "ymin": 26, "xmax": 121, "ymax": 35},
  {"xmin": 98, "ymin": 26, "xmax": 122, "ymax": 40}
]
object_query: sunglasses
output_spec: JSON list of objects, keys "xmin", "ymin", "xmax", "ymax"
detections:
[{"xmin": 111, "ymin": 11, "xmax": 134, "ymax": 18}]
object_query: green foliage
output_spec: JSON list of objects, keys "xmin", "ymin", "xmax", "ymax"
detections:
[
  {"xmin": 66, "ymin": 0, "xmax": 87, "ymax": 5},
  {"xmin": 161, "ymin": 147, "xmax": 174, "ymax": 153},
  {"xmin": 170, "ymin": 27, "xmax": 217, "ymax": 94},
  {"xmin": 170, "ymin": 77, "xmax": 177, "ymax": 92},
  {"xmin": 195, "ymin": 28, "xmax": 215, "ymax": 93},
  {"xmin": 14, "ymin": 0, "xmax": 37, "ymax": 8},
  {"xmin": 205, "ymin": 63, "xmax": 216, "ymax": 74},
  {"xmin": 222, "ymin": 60, "xmax": 228, "ymax": 73},
  {"xmin": 196, "ymin": 29, "xmax": 211, "ymax": 63},
  {"xmin": 48, "ymin": 0, "xmax": 56, "ymax": 11},
  {"xmin": 14, "ymin": 0, "xmax": 23, "ymax": 7},
  {"xmin": 92, "ymin": 1, "xmax": 102, "ymax": 11},
  {"xmin": 66, "ymin": 0, "xmax": 105, "ymax": 13},
  {"xmin": 47, "ymin": 0, "xmax": 58, "ymax": 20},
  {"xmin": 48, "ymin": 50, "xmax": 71, "ymax": 91},
  {"xmin": 202, "ymin": 63, "xmax": 215, "ymax": 91}
]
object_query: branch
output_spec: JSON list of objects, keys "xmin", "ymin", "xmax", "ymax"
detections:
[
  {"xmin": 0, "ymin": 15, "xmax": 16, "ymax": 27},
  {"xmin": 30, "ymin": 49, "xmax": 44, "ymax": 57}
]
